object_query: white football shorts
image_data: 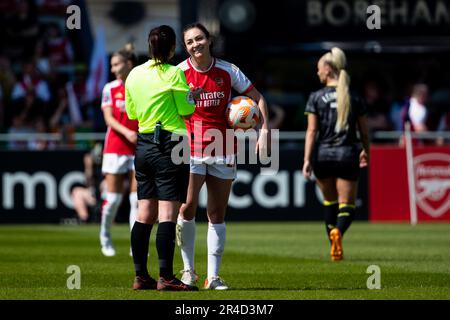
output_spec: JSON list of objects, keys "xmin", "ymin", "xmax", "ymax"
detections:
[
  {"xmin": 102, "ymin": 154, "xmax": 135, "ymax": 174},
  {"xmin": 190, "ymin": 156, "xmax": 236, "ymax": 180}
]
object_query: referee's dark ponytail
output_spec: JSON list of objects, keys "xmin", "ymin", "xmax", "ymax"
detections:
[{"xmin": 148, "ymin": 25, "xmax": 176, "ymax": 66}]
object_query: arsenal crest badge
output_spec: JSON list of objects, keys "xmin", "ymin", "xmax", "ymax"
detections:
[{"xmin": 414, "ymin": 153, "xmax": 450, "ymax": 218}]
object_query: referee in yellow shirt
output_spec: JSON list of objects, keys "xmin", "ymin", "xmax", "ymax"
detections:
[{"xmin": 125, "ymin": 25, "xmax": 197, "ymax": 291}]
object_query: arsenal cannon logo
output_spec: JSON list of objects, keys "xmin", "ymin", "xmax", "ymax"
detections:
[{"xmin": 414, "ymin": 153, "xmax": 450, "ymax": 218}]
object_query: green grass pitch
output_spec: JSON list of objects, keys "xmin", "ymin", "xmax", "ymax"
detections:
[{"xmin": 0, "ymin": 222, "xmax": 449, "ymax": 300}]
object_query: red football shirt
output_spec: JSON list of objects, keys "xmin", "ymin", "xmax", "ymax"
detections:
[
  {"xmin": 101, "ymin": 79, "xmax": 138, "ymax": 155},
  {"xmin": 178, "ymin": 58, "xmax": 253, "ymax": 160}
]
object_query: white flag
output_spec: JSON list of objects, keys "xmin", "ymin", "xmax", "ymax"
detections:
[{"xmin": 86, "ymin": 26, "xmax": 108, "ymax": 102}]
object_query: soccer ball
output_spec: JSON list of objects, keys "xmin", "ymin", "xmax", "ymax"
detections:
[{"xmin": 226, "ymin": 96, "xmax": 260, "ymax": 130}]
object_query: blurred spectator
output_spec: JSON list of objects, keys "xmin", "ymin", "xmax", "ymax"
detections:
[
  {"xmin": 49, "ymin": 86, "xmax": 72, "ymax": 130},
  {"xmin": 34, "ymin": 39, "xmax": 51, "ymax": 75},
  {"xmin": 0, "ymin": 55, "xmax": 16, "ymax": 95},
  {"xmin": 11, "ymin": 88, "xmax": 45, "ymax": 126},
  {"xmin": 0, "ymin": 55, "xmax": 16, "ymax": 128},
  {"xmin": 11, "ymin": 61, "xmax": 51, "ymax": 103},
  {"xmin": 428, "ymin": 72, "xmax": 450, "ymax": 145},
  {"xmin": 49, "ymin": 83, "xmax": 83, "ymax": 127},
  {"xmin": 402, "ymin": 83, "xmax": 429, "ymax": 133},
  {"xmin": 70, "ymin": 177, "xmax": 97, "ymax": 222},
  {"xmin": 45, "ymin": 58, "xmax": 66, "ymax": 103},
  {"xmin": 363, "ymin": 80, "xmax": 392, "ymax": 132},
  {"xmin": 70, "ymin": 70, "xmax": 99, "ymax": 134},
  {"xmin": 71, "ymin": 143, "xmax": 104, "ymax": 223},
  {"xmin": 435, "ymin": 112, "xmax": 450, "ymax": 146},
  {"xmin": 72, "ymin": 70, "xmax": 88, "ymax": 111},
  {"xmin": 70, "ymin": 142, "xmax": 134, "ymax": 223},
  {"xmin": 8, "ymin": 89, "xmax": 47, "ymax": 150},
  {"xmin": 399, "ymin": 83, "xmax": 430, "ymax": 146},
  {"xmin": 44, "ymin": 22, "xmax": 74, "ymax": 67},
  {"xmin": 389, "ymin": 101, "xmax": 404, "ymax": 131},
  {"xmin": 48, "ymin": 82, "xmax": 85, "ymax": 146}
]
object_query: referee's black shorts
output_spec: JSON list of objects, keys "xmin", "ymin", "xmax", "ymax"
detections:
[
  {"xmin": 313, "ymin": 160, "xmax": 360, "ymax": 181},
  {"xmin": 135, "ymin": 131, "xmax": 189, "ymax": 202}
]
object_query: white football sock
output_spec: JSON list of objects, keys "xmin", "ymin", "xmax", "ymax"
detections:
[
  {"xmin": 129, "ymin": 192, "xmax": 138, "ymax": 231},
  {"xmin": 177, "ymin": 218, "xmax": 196, "ymax": 271},
  {"xmin": 100, "ymin": 192, "xmax": 122, "ymax": 247},
  {"xmin": 207, "ymin": 222, "xmax": 226, "ymax": 279}
]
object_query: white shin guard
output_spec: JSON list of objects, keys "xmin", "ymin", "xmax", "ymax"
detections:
[
  {"xmin": 129, "ymin": 192, "xmax": 138, "ymax": 231},
  {"xmin": 177, "ymin": 218, "xmax": 196, "ymax": 271},
  {"xmin": 207, "ymin": 222, "xmax": 226, "ymax": 279},
  {"xmin": 100, "ymin": 192, "xmax": 123, "ymax": 246}
]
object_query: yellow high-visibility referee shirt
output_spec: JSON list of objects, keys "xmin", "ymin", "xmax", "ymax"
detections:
[{"xmin": 125, "ymin": 59, "xmax": 195, "ymax": 135}]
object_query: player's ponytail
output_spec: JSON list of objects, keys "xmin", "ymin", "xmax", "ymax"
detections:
[
  {"xmin": 336, "ymin": 68, "xmax": 350, "ymax": 132},
  {"xmin": 124, "ymin": 43, "xmax": 134, "ymax": 52},
  {"xmin": 330, "ymin": 47, "xmax": 350, "ymax": 132},
  {"xmin": 321, "ymin": 47, "xmax": 351, "ymax": 132}
]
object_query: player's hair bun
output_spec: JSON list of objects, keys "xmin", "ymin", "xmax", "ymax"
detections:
[{"xmin": 124, "ymin": 43, "xmax": 135, "ymax": 53}]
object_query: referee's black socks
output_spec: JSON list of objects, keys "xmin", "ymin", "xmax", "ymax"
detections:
[
  {"xmin": 131, "ymin": 221, "xmax": 153, "ymax": 277},
  {"xmin": 156, "ymin": 221, "xmax": 176, "ymax": 280},
  {"xmin": 337, "ymin": 203, "xmax": 355, "ymax": 236},
  {"xmin": 323, "ymin": 200, "xmax": 339, "ymax": 238}
]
